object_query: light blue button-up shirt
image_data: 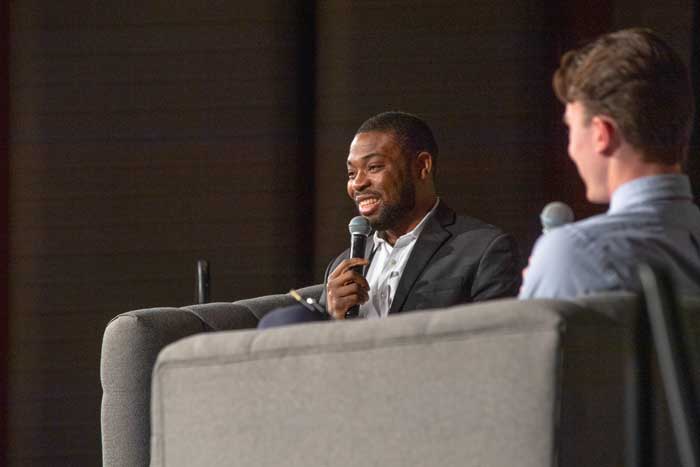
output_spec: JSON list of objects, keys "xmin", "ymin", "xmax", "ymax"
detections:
[{"xmin": 519, "ymin": 174, "xmax": 700, "ymax": 299}]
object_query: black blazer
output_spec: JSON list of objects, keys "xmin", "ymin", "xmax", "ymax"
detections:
[{"xmin": 319, "ymin": 202, "xmax": 521, "ymax": 314}]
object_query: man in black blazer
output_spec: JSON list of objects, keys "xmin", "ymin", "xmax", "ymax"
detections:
[
  {"xmin": 318, "ymin": 201, "xmax": 520, "ymax": 317},
  {"xmin": 259, "ymin": 111, "xmax": 520, "ymax": 327}
]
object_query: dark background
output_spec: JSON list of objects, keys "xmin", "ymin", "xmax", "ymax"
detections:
[{"xmin": 0, "ymin": 1, "xmax": 698, "ymax": 465}]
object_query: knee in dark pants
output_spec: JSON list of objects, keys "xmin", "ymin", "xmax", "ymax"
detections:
[{"xmin": 257, "ymin": 303, "xmax": 328, "ymax": 329}]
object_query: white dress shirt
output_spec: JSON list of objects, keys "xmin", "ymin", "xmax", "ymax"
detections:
[{"xmin": 360, "ymin": 199, "xmax": 440, "ymax": 319}]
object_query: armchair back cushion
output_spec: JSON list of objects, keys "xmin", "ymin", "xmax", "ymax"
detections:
[{"xmin": 149, "ymin": 294, "xmax": 656, "ymax": 467}]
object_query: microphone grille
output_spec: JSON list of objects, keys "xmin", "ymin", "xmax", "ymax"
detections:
[
  {"xmin": 348, "ymin": 216, "xmax": 371, "ymax": 236},
  {"xmin": 540, "ymin": 201, "xmax": 574, "ymax": 233}
]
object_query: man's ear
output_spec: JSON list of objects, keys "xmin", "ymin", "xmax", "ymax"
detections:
[
  {"xmin": 415, "ymin": 152, "xmax": 433, "ymax": 180},
  {"xmin": 592, "ymin": 116, "xmax": 620, "ymax": 157}
]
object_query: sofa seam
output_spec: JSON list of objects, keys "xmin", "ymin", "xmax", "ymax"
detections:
[{"xmin": 154, "ymin": 325, "xmax": 580, "ymax": 372}]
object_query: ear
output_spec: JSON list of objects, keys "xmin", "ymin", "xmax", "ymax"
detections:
[
  {"xmin": 415, "ymin": 152, "xmax": 433, "ymax": 180},
  {"xmin": 591, "ymin": 116, "xmax": 619, "ymax": 157}
]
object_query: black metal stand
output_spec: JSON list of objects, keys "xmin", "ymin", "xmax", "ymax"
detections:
[{"xmin": 196, "ymin": 259, "xmax": 210, "ymax": 304}]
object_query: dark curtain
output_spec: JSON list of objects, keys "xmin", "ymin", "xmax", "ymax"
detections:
[
  {"xmin": 688, "ymin": 0, "xmax": 700, "ymax": 197},
  {"xmin": 4, "ymin": 1, "xmax": 699, "ymax": 465},
  {"xmin": 1, "ymin": 0, "xmax": 9, "ymax": 463}
]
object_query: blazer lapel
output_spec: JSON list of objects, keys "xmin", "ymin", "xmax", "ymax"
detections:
[{"xmin": 389, "ymin": 202, "xmax": 454, "ymax": 313}]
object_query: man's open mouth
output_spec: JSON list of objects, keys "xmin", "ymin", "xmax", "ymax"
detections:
[{"xmin": 357, "ymin": 196, "xmax": 381, "ymax": 215}]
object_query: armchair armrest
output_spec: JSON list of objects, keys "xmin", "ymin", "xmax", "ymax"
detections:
[
  {"xmin": 192, "ymin": 284, "xmax": 324, "ymax": 329},
  {"xmin": 100, "ymin": 284, "xmax": 323, "ymax": 467},
  {"xmin": 101, "ymin": 306, "xmax": 214, "ymax": 467}
]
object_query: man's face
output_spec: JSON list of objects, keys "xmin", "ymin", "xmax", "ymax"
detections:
[
  {"xmin": 565, "ymin": 101, "xmax": 610, "ymax": 203},
  {"xmin": 346, "ymin": 131, "xmax": 416, "ymax": 231}
]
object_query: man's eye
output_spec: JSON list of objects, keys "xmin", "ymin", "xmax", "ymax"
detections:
[
  {"xmin": 368, "ymin": 165, "xmax": 383, "ymax": 172},
  {"xmin": 348, "ymin": 172, "xmax": 356, "ymax": 179}
]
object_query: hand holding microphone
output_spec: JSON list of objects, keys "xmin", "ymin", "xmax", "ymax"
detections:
[
  {"xmin": 521, "ymin": 202, "xmax": 574, "ymax": 292},
  {"xmin": 540, "ymin": 201, "xmax": 574, "ymax": 233},
  {"xmin": 325, "ymin": 216, "xmax": 371, "ymax": 320}
]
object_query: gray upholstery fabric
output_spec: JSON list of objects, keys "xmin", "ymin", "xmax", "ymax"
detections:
[
  {"xmin": 188, "ymin": 284, "xmax": 324, "ymax": 328},
  {"xmin": 101, "ymin": 307, "xmax": 207, "ymax": 467},
  {"xmin": 149, "ymin": 296, "xmax": 640, "ymax": 467},
  {"xmin": 104, "ymin": 289, "xmax": 699, "ymax": 467},
  {"xmin": 574, "ymin": 294, "xmax": 700, "ymax": 467},
  {"xmin": 100, "ymin": 284, "xmax": 323, "ymax": 467},
  {"xmin": 234, "ymin": 283, "xmax": 323, "ymax": 320}
]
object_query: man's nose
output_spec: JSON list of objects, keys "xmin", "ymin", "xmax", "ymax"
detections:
[{"xmin": 352, "ymin": 171, "xmax": 370, "ymax": 191}]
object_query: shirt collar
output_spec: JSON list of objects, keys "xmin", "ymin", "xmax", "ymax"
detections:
[
  {"xmin": 609, "ymin": 174, "xmax": 692, "ymax": 214},
  {"xmin": 373, "ymin": 198, "xmax": 441, "ymax": 247}
]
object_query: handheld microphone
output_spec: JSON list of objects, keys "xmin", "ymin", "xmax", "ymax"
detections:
[
  {"xmin": 540, "ymin": 201, "xmax": 574, "ymax": 233},
  {"xmin": 345, "ymin": 216, "xmax": 371, "ymax": 319}
]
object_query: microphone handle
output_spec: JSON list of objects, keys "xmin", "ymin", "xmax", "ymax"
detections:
[{"xmin": 345, "ymin": 234, "xmax": 367, "ymax": 319}]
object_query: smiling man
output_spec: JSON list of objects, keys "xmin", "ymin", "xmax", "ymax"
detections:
[
  {"xmin": 519, "ymin": 29, "xmax": 700, "ymax": 299},
  {"xmin": 259, "ymin": 111, "xmax": 521, "ymax": 327}
]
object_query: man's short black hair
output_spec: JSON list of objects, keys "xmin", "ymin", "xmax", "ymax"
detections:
[{"xmin": 356, "ymin": 111, "xmax": 439, "ymax": 175}]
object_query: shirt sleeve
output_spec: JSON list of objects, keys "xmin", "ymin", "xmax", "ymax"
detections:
[{"xmin": 518, "ymin": 226, "xmax": 609, "ymax": 299}]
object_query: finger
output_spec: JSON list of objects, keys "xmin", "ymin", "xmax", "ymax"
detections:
[
  {"xmin": 329, "ymin": 259, "xmax": 369, "ymax": 282},
  {"xmin": 331, "ymin": 293, "xmax": 366, "ymax": 317},
  {"xmin": 328, "ymin": 258, "xmax": 370, "ymax": 280},
  {"xmin": 521, "ymin": 266, "xmax": 529, "ymax": 279},
  {"xmin": 334, "ymin": 282, "xmax": 369, "ymax": 303},
  {"xmin": 330, "ymin": 269, "xmax": 370, "ymax": 291},
  {"xmin": 331, "ymin": 309, "xmax": 345, "ymax": 320}
]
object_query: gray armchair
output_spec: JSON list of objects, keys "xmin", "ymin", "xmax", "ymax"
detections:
[{"xmin": 100, "ymin": 284, "xmax": 323, "ymax": 467}]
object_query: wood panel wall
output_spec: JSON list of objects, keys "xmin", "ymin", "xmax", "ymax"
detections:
[
  {"xmin": 312, "ymin": 0, "xmax": 557, "ymax": 276},
  {"xmin": 9, "ymin": 2, "xmax": 309, "ymax": 464},
  {"xmin": 686, "ymin": 0, "xmax": 700, "ymax": 193},
  {"xmin": 4, "ymin": 1, "xmax": 698, "ymax": 465},
  {"xmin": 1, "ymin": 0, "xmax": 9, "ymax": 464}
]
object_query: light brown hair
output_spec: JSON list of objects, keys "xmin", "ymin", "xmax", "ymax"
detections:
[{"xmin": 553, "ymin": 28, "xmax": 694, "ymax": 164}]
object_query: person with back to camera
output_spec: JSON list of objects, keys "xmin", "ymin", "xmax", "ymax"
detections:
[{"xmin": 520, "ymin": 28, "xmax": 700, "ymax": 299}]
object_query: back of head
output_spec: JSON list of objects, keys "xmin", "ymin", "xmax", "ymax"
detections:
[
  {"xmin": 553, "ymin": 28, "xmax": 694, "ymax": 165},
  {"xmin": 356, "ymin": 111, "xmax": 439, "ymax": 175}
]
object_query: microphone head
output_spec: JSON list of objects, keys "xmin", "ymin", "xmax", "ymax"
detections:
[
  {"xmin": 348, "ymin": 216, "xmax": 371, "ymax": 236},
  {"xmin": 540, "ymin": 201, "xmax": 574, "ymax": 233}
]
